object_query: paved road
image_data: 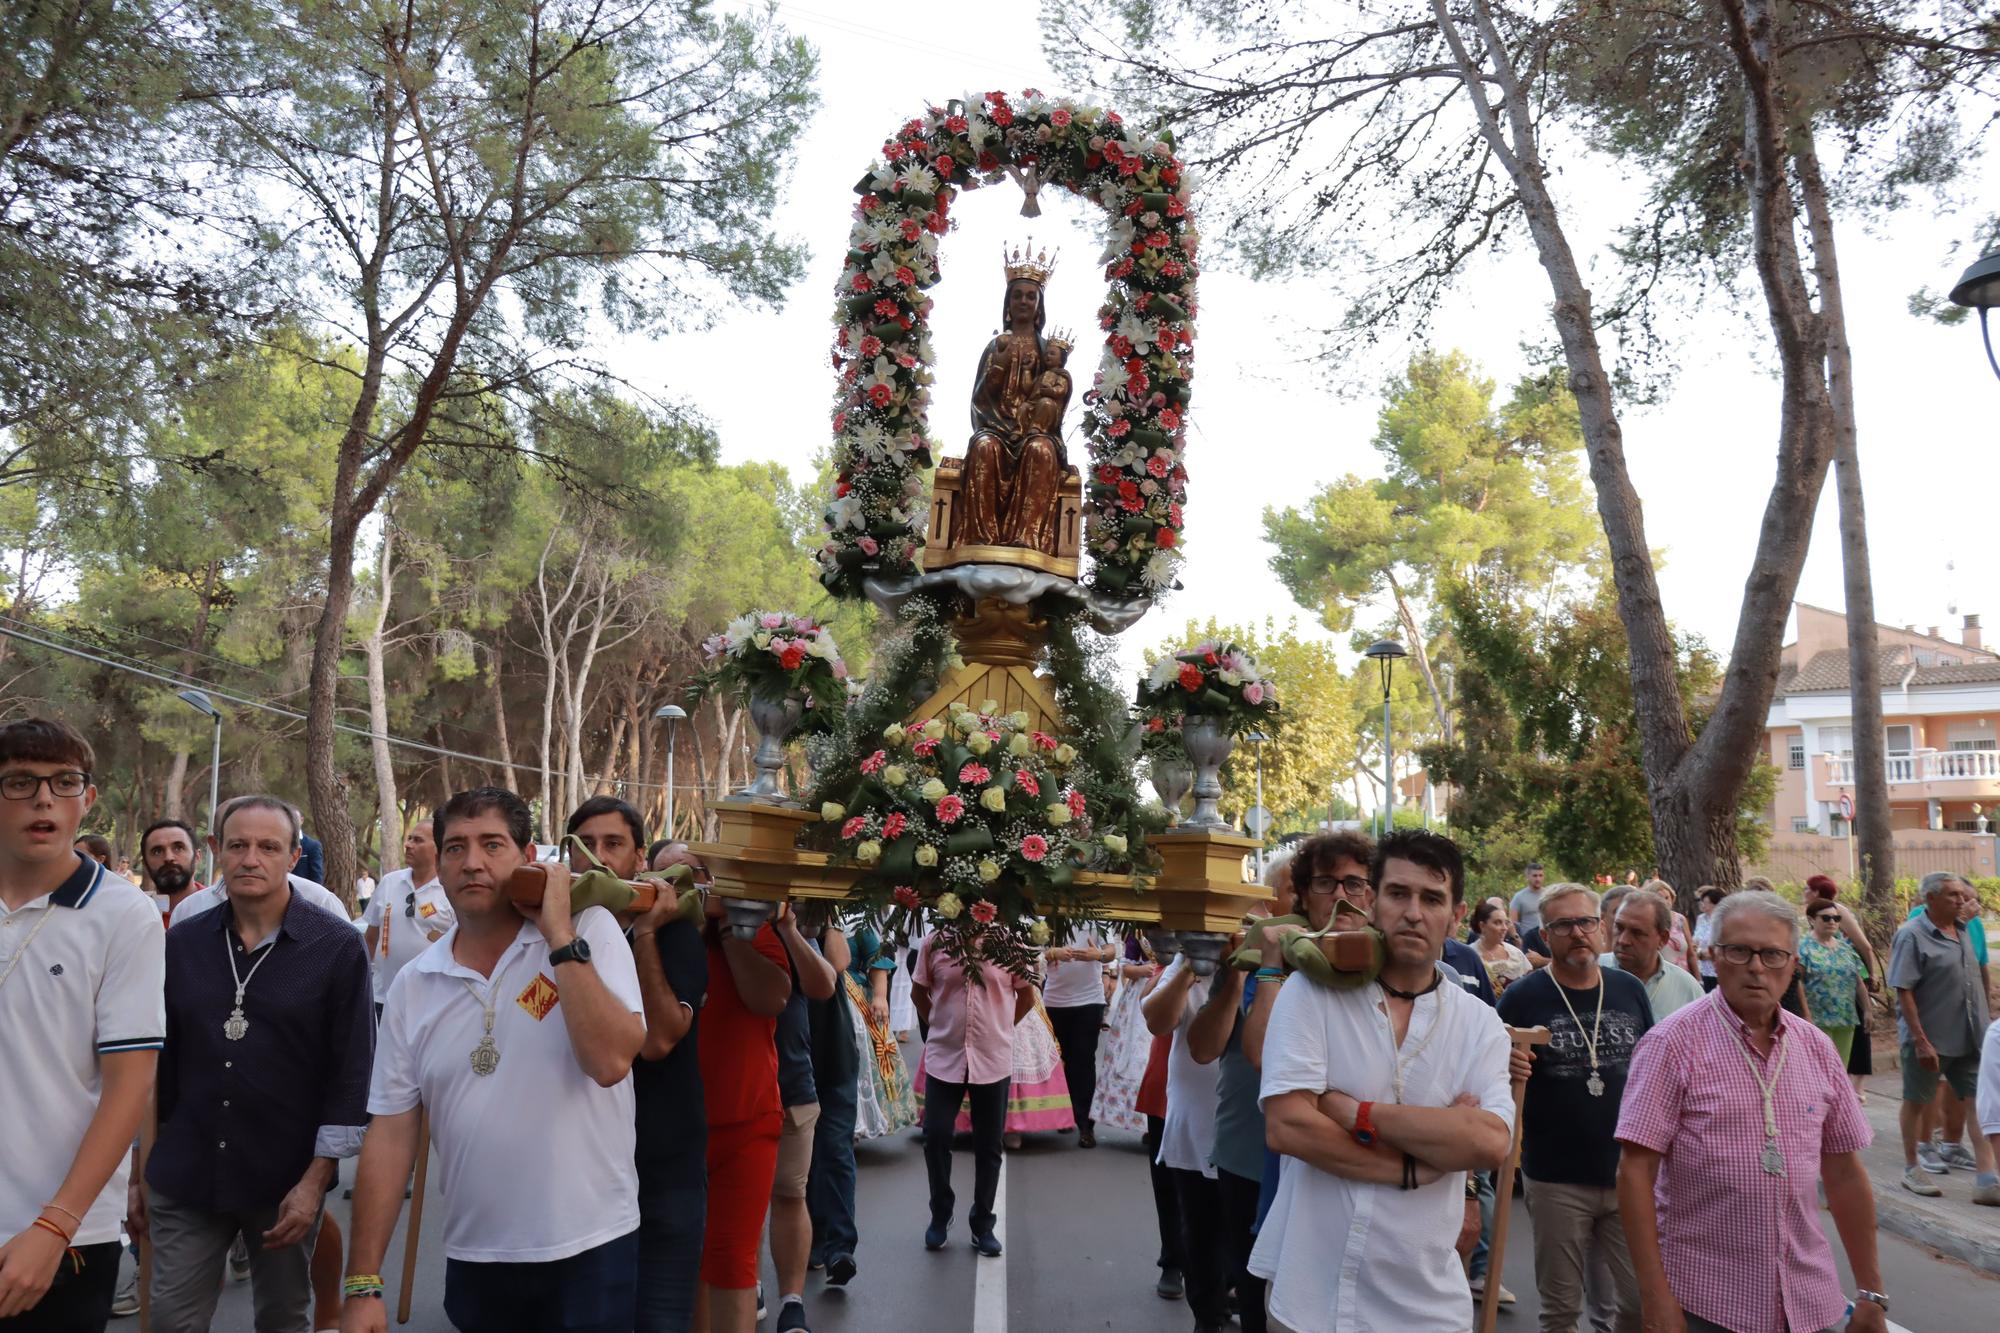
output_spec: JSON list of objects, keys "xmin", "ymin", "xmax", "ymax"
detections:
[{"xmin": 159, "ymin": 1118, "xmax": 1994, "ymax": 1332}]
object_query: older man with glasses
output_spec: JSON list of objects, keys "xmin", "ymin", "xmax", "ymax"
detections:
[{"xmin": 1617, "ymin": 890, "xmax": 1884, "ymax": 1333}]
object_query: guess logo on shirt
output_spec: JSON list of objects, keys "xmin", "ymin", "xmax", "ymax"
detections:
[{"xmin": 516, "ymin": 973, "xmax": 560, "ymax": 1021}]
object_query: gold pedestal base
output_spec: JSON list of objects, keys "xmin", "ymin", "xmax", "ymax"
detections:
[
  {"xmin": 1149, "ymin": 828, "xmax": 1269, "ymax": 934},
  {"xmin": 690, "ymin": 800, "xmax": 860, "ymax": 905}
]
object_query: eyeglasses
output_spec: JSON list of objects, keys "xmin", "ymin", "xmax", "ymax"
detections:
[
  {"xmin": 1544, "ymin": 916, "xmax": 1600, "ymax": 936},
  {"xmin": 0, "ymin": 770, "xmax": 90, "ymax": 800},
  {"xmin": 1306, "ymin": 875, "xmax": 1371, "ymax": 898},
  {"xmin": 1811, "ymin": 912, "xmax": 1840, "ymax": 923},
  {"xmin": 1717, "ymin": 944, "xmax": 1794, "ymax": 969}
]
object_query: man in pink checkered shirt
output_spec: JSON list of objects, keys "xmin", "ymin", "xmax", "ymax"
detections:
[{"xmin": 1615, "ymin": 890, "xmax": 1886, "ymax": 1333}]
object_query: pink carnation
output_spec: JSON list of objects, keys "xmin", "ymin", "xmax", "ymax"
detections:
[
  {"xmin": 935, "ymin": 794, "xmax": 966, "ymax": 824},
  {"xmin": 913, "ymin": 737, "xmax": 940, "ymax": 758},
  {"xmin": 1020, "ymin": 834, "xmax": 1049, "ymax": 862},
  {"xmin": 1066, "ymin": 790, "xmax": 1087, "ymax": 819},
  {"xmin": 1031, "ymin": 731, "xmax": 1059, "ymax": 751},
  {"xmin": 959, "ymin": 762, "xmax": 991, "ymax": 786},
  {"xmin": 860, "ymin": 749, "xmax": 887, "ymax": 775},
  {"xmin": 840, "ymin": 816, "xmax": 867, "ymax": 840},
  {"xmin": 969, "ymin": 900, "xmax": 998, "ymax": 924},
  {"xmin": 1014, "ymin": 770, "xmax": 1040, "ymax": 796},
  {"xmin": 882, "ymin": 812, "xmax": 908, "ymax": 840}
]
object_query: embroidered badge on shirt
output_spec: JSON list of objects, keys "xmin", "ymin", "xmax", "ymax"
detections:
[
  {"xmin": 419, "ymin": 902, "xmax": 437, "ymax": 919},
  {"xmin": 516, "ymin": 973, "xmax": 560, "ymax": 1021}
]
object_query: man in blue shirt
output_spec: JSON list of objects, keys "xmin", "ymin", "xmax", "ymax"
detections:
[{"xmin": 139, "ymin": 795, "xmax": 372, "ymax": 1332}]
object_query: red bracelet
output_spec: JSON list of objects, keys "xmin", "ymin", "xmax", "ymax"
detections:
[{"xmin": 32, "ymin": 1215, "xmax": 73, "ymax": 1244}]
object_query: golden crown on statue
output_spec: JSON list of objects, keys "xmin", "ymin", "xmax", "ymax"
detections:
[
  {"xmin": 1044, "ymin": 326, "xmax": 1074, "ymax": 353},
  {"xmin": 1002, "ymin": 240, "xmax": 1058, "ymax": 286}
]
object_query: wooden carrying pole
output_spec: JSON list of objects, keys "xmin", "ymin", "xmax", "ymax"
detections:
[
  {"xmin": 397, "ymin": 1109, "xmax": 431, "ymax": 1325},
  {"xmin": 136, "ymin": 1103, "xmax": 156, "ymax": 1333},
  {"xmin": 1478, "ymin": 1024, "xmax": 1551, "ymax": 1333}
]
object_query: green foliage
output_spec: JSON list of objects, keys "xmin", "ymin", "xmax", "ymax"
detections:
[
  {"xmin": 1265, "ymin": 349, "xmax": 1602, "ymax": 637},
  {"xmin": 1430, "ymin": 581, "xmax": 1774, "ymax": 886}
]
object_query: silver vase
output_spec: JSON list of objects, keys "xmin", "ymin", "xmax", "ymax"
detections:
[
  {"xmin": 1150, "ymin": 755, "xmax": 1195, "ymax": 824},
  {"xmin": 738, "ymin": 689, "xmax": 805, "ymax": 802},
  {"xmin": 1179, "ymin": 716, "xmax": 1235, "ymax": 829}
]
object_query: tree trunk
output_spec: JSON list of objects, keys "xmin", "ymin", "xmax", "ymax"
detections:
[
  {"xmin": 1436, "ymin": 0, "xmax": 1833, "ymax": 897},
  {"xmin": 487, "ymin": 645, "xmax": 517, "ymax": 794},
  {"xmin": 1385, "ymin": 570, "xmax": 1453, "ymax": 746},
  {"xmin": 364, "ymin": 528, "xmax": 403, "ymax": 875},
  {"xmin": 164, "ymin": 748, "xmax": 189, "ymax": 823},
  {"xmin": 1795, "ymin": 132, "xmax": 1895, "ymax": 935},
  {"xmin": 305, "ymin": 511, "xmax": 362, "ymax": 912}
]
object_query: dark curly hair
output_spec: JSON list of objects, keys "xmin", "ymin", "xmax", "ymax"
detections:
[
  {"xmin": 1286, "ymin": 830, "xmax": 1376, "ymax": 914},
  {"xmin": 1372, "ymin": 828, "xmax": 1467, "ymax": 904}
]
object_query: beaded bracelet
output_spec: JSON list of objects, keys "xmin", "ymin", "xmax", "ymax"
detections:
[{"xmin": 1254, "ymin": 966, "xmax": 1285, "ymax": 981}]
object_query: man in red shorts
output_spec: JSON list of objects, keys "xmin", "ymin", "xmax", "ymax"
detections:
[{"xmin": 696, "ymin": 897, "xmax": 791, "ymax": 1332}]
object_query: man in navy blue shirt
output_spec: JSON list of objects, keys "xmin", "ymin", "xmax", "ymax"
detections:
[{"xmin": 138, "ymin": 795, "xmax": 371, "ymax": 1332}]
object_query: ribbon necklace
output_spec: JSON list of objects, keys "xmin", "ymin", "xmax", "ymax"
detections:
[
  {"xmin": 1377, "ymin": 977, "xmax": 1445, "ymax": 1104},
  {"xmin": 1717, "ymin": 992, "xmax": 1790, "ymax": 1176},
  {"xmin": 0, "ymin": 861, "xmax": 102, "ymax": 997},
  {"xmin": 222, "ymin": 929, "xmax": 279, "ymax": 1041},
  {"xmin": 1551, "ymin": 970, "xmax": 1608, "ymax": 1097}
]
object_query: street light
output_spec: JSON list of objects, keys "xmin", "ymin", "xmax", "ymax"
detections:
[
  {"xmin": 1362, "ymin": 639, "xmax": 1407, "ymax": 837},
  {"xmin": 177, "ymin": 688, "xmax": 222, "ymax": 883},
  {"xmin": 1947, "ymin": 250, "xmax": 2000, "ymax": 384},
  {"xmin": 654, "ymin": 703, "xmax": 687, "ymax": 842},
  {"xmin": 1244, "ymin": 731, "xmax": 1270, "ymax": 880}
]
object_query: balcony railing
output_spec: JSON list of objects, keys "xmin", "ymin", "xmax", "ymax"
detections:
[{"xmin": 1826, "ymin": 748, "xmax": 2000, "ymax": 785}]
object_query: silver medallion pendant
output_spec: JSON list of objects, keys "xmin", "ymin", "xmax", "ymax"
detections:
[
  {"xmin": 223, "ymin": 1008, "xmax": 249, "ymax": 1041},
  {"xmin": 469, "ymin": 1035, "xmax": 501, "ymax": 1077},
  {"xmin": 1586, "ymin": 1073, "xmax": 1605, "ymax": 1098},
  {"xmin": 1760, "ymin": 1140, "xmax": 1786, "ymax": 1176}
]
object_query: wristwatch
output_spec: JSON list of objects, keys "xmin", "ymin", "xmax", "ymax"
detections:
[
  {"xmin": 1854, "ymin": 1289, "xmax": 1888, "ymax": 1312},
  {"xmin": 1351, "ymin": 1100, "xmax": 1378, "ymax": 1146},
  {"xmin": 549, "ymin": 937, "xmax": 593, "ymax": 968}
]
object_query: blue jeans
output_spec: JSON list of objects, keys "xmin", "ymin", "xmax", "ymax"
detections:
[
  {"xmin": 635, "ymin": 1171, "xmax": 704, "ymax": 1333},
  {"xmin": 1468, "ymin": 1169, "xmax": 1496, "ymax": 1282},
  {"xmin": 443, "ymin": 1230, "xmax": 638, "ymax": 1333},
  {"xmin": 807, "ymin": 1059, "xmax": 860, "ymax": 1265}
]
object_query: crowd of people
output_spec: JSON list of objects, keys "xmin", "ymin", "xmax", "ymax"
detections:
[{"xmin": 4, "ymin": 710, "xmax": 1998, "ymax": 1333}]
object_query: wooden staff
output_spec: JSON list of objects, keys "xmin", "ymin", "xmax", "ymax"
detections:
[
  {"xmin": 397, "ymin": 1109, "xmax": 431, "ymax": 1325},
  {"xmin": 1477, "ymin": 1024, "xmax": 1550, "ymax": 1333},
  {"xmin": 137, "ymin": 1101, "xmax": 156, "ymax": 1333}
]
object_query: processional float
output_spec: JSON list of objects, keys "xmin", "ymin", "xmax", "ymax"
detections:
[{"xmin": 680, "ymin": 90, "xmax": 1272, "ymax": 972}]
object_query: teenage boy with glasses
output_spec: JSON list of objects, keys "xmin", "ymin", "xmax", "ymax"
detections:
[{"xmin": 0, "ymin": 719, "xmax": 164, "ymax": 1333}]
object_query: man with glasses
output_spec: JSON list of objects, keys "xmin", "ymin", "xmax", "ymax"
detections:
[
  {"xmin": 0, "ymin": 719, "xmax": 163, "ymax": 1333},
  {"xmin": 1497, "ymin": 884, "xmax": 1653, "ymax": 1332},
  {"xmin": 1889, "ymin": 872, "xmax": 1998, "ymax": 1202},
  {"xmin": 1618, "ymin": 890, "xmax": 1884, "ymax": 1333}
]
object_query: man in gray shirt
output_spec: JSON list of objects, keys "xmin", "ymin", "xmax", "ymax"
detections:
[
  {"xmin": 1510, "ymin": 863, "xmax": 1547, "ymax": 932},
  {"xmin": 1889, "ymin": 871, "xmax": 1997, "ymax": 1199}
]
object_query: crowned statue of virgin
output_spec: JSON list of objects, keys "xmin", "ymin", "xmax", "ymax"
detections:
[{"xmin": 959, "ymin": 244, "xmax": 1074, "ymax": 555}]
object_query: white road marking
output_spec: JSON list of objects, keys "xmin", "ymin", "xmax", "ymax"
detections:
[{"xmin": 971, "ymin": 1154, "xmax": 1007, "ymax": 1333}]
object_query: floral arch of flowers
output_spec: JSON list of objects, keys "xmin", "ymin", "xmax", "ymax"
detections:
[{"xmin": 817, "ymin": 90, "xmax": 1199, "ymax": 606}]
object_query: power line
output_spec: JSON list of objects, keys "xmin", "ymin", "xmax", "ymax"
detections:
[{"xmin": 0, "ymin": 620, "xmax": 707, "ymax": 794}]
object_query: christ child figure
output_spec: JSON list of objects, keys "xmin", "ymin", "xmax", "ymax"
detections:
[{"xmin": 1013, "ymin": 337, "xmax": 1073, "ymax": 452}]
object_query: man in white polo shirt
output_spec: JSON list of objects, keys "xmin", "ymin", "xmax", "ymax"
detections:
[
  {"xmin": 0, "ymin": 718, "xmax": 164, "ymax": 1332},
  {"xmin": 361, "ymin": 820, "xmax": 450, "ymax": 1019},
  {"xmin": 339, "ymin": 787, "xmax": 645, "ymax": 1333}
]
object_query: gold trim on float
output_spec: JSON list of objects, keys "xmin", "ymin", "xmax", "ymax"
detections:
[{"xmin": 921, "ymin": 543, "xmax": 1080, "ymax": 579}]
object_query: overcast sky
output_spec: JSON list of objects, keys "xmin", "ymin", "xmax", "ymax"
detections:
[{"xmin": 610, "ymin": 4, "xmax": 1999, "ymax": 676}]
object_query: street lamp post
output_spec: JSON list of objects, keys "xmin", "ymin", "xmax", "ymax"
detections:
[
  {"xmin": 1245, "ymin": 731, "xmax": 1269, "ymax": 880},
  {"xmin": 654, "ymin": 704, "xmax": 686, "ymax": 842},
  {"xmin": 1947, "ymin": 250, "xmax": 2000, "ymax": 384},
  {"xmin": 177, "ymin": 689, "xmax": 222, "ymax": 883},
  {"xmin": 1362, "ymin": 639, "xmax": 1407, "ymax": 837}
]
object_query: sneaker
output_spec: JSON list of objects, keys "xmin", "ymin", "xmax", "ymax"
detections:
[
  {"xmin": 1003, "ymin": 1131, "xmax": 1023, "ymax": 1150},
  {"xmin": 825, "ymin": 1254, "xmax": 857, "ymax": 1286},
  {"xmin": 1916, "ymin": 1142, "xmax": 1950, "ymax": 1175},
  {"xmin": 228, "ymin": 1236, "xmax": 250, "ymax": 1282},
  {"xmin": 1973, "ymin": 1179, "xmax": 2000, "ymax": 1207},
  {"xmin": 1156, "ymin": 1267, "xmax": 1185, "ymax": 1301},
  {"xmin": 971, "ymin": 1228, "xmax": 1003, "ymax": 1258},
  {"xmin": 756, "ymin": 1283, "xmax": 767, "ymax": 1322},
  {"xmin": 1940, "ymin": 1142, "xmax": 1980, "ymax": 1170},
  {"xmin": 924, "ymin": 1222, "xmax": 949, "ymax": 1252},
  {"xmin": 1468, "ymin": 1276, "xmax": 1516, "ymax": 1305},
  {"xmin": 776, "ymin": 1299, "xmax": 810, "ymax": 1332},
  {"xmin": 1903, "ymin": 1166, "xmax": 1944, "ymax": 1197},
  {"xmin": 110, "ymin": 1272, "xmax": 139, "ymax": 1318}
]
